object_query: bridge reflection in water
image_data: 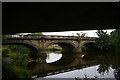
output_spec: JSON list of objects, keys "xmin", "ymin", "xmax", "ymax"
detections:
[
  {"xmin": 28, "ymin": 50, "xmax": 98, "ymax": 78},
  {"xmin": 28, "ymin": 51, "xmax": 115, "ymax": 79}
]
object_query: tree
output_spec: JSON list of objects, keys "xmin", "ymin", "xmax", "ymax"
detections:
[
  {"xmin": 76, "ymin": 32, "xmax": 87, "ymax": 38},
  {"xmin": 114, "ymin": 68, "xmax": 120, "ymax": 80},
  {"xmin": 110, "ymin": 29, "xmax": 120, "ymax": 53},
  {"xmin": 95, "ymin": 30, "xmax": 112, "ymax": 51},
  {"xmin": 76, "ymin": 32, "xmax": 87, "ymax": 42}
]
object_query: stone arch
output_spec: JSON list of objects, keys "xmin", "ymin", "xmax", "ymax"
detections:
[
  {"xmin": 84, "ymin": 42, "xmax": 95, "ymax": 46},
  {"xmin": 3, "ymin": 41, "xmax": 38, "ymax": 58},
  {"xmin": 45, "ymin": 42, "xmax": 77, "ymax": 66},
  {"xmin": 46, "ymin": 42, "xmax": 76, "ymax": 49},
  {"xmin": 80, "ymin": 41, "xmax": 96, "ymax": 47},
  {"xmin": 83, "ymin": 42, "xmax": 96, "ymax": 49},
  {"xmin": 80, "ymin": 41, "xmax": 96, "ymax": 52},
  {"xmin": 45, "ymin": 41, "xmax": 76, "ymax": 53},
  {"xmin": 45, "ymin": 40, "xmax": 77, "ymax": 48}
]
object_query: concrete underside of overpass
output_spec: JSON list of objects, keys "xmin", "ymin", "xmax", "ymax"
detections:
[{"xmin": 2, "ymin": 2, "xmax": 119, "ymax": 34}]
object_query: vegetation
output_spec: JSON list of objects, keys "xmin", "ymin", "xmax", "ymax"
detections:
[
  {"xmin": 8, "ymin": 53, "xmax": 29, "ymax": 68},
  {"xmin": 76, "ymin": 32, "xmax": 87, "ymax": 42},
  {"xmin": 2, "ymin": 45, "xmax": 32, "ymax": 80},
  {"xmin": 2, "ymin": 35, "xmax": 8, "ymax": 43},
  {"xmin": 95, "ymin": 29, "xmax": 120, "ymax": 80},
  {"xmin": 95, "ymin": 30, "xmax": 113, "ymax": 51},
  {"xmin": 12, "ymin": 65, "xmax": 31, "ymax": 79},
  {"xmin": 97, "ymin": 56, "xmax": 111, "ymax": 75},
  {"xmin": 2, "ymin": 61, "xmax": 32, "ymax": 80},
  {"xmin": 114, "ymin": 68, "xmax": 120, "ymax": 80},
  {"xmin": 95, "ymin": 29, "xmax": 120, "ymax": 52},
  {"xmin": 2, "ymin": 29, "xmax": 120, "ymax": 79},
  {"xmin": 95, "ymin": 51, "xmax": 120, "ymax": 80},
  {"xmin": 28, "ymin": 32, "xmax": 43, "ymax": 35},
  {"xmin": 110, "ymin": 29, "xmax": 120, "ymax": 53}
]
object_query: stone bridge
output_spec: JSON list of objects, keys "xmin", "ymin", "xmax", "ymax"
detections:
[
  {"xmin": 2, "ymin": 35, "xmax": 98, "ymax": 77},
  {"xmin": 3, "ymin": 35, "xmax": 96, "ymax": 56}
]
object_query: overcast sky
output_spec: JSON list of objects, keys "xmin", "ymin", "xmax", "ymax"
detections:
[
  {"xmin": 18, "ymin": 29, "xmax": 115, "ymax": 37},
  {"xmin": 42, "ymin": 29, "xmax": 115, "ymax": 37}
]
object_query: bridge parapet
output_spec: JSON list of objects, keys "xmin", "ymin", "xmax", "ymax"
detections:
[
  {"xmin": 5, "ymin": 35, "xmax": 97, "ymax": 40},
  {"xmin": 7, "ymin": 34, "xmax": 45, "ymax": 38}
]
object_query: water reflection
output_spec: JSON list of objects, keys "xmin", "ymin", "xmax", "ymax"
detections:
[
  {"xmin": 46, "ymin": 53, "xmax": 62, "ymax": 63},
  {"xmin": 43, "ymin": 65, "xmax": 115, "ymax": 78},
  {"xmin": 27, "ymin": 50, "xmax": 119, "ymax": 80}
]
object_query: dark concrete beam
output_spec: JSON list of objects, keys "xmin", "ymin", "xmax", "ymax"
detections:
[{"xmin": 2, "ymin": 2, "xmax": 119, "ymax": 34}]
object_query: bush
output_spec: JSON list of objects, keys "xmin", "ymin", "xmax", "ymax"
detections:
[
  {"xmin": 2, "ymin": 61, "xmax": 31, "ymax": 80},
  {"xmin": 12, "ymin": 66, "xmax": 31, "ymax": 79},
  {"xmin": 2, "ymin": 48, "xmax": 10, "ymax": 57},
  {"xmin": 8, "ymin": 52, "xmax": 29, "ymax": 68}
]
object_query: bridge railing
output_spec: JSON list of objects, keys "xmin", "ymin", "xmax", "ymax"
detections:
[
  {"xmin": 6, "ymin": 35, "xmax": 78, "ymax": 39},
  {"xmin": 5, "ymin": 35, "xmax": 97, "ymax": 40},
  {"xmin": 45, "ymin": 35, "xmax": 78, "ymax": 39},
  {"xmin": 7, "ymin": 35, "xmax": 45, "ymax": 38}
]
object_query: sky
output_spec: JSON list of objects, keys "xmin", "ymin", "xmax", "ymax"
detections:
[
  {"xmin": 18, "ymin": 29, "xmax": 115, "ymax": 37},
  {"xmin": 42, "ymin": 29, "xmax": 115, "ymax": 37}
]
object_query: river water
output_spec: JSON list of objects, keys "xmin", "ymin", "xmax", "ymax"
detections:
[
  {"xmin": 28, "ymin": 50, "xmax": 119, "ymax": 80},
  {"xmin": 45, "ymin": 53, "xmax": 114, "ymax": 78}
]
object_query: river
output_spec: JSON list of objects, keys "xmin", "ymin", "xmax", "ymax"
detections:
[{"xmin": 27, "ymin": 50, "xmax": 119, "ymax": 80}]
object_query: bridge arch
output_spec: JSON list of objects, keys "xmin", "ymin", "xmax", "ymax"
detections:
[
  {"xmin": 45, "ymin": 40, "xmax": 77, "ymax": 48},
  {"xmin": 80, "ymin": 41, "xmax": 96, "ymax": 47},
  {"xmin": 46, "ymin": 42, "xmax": 76, "ymax": 51},
  {"xmin": 79, "ymin": 41, "xmax": 96, "ymax": 53},
  {"xmin": 84, "ymin": 42, "xmax": 96, "ymax": 46},
  {"xmin": 3, "ymin": 41, "xmax": 38, "ymax": 58}
]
